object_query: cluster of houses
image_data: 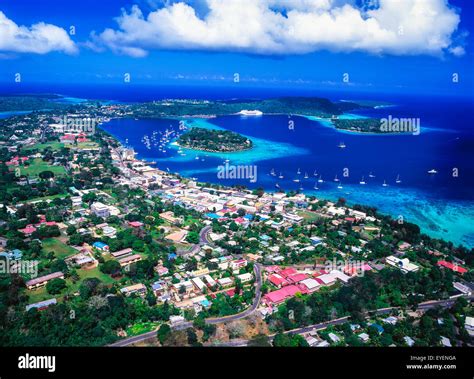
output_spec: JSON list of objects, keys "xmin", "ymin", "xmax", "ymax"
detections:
[
  {"xmin": 260, "ymin": 265, "xmax": 352, "ymax": 311},
  {"xmin": 118, "ymin": 257, "xmax": 254, "ymax": 313}
]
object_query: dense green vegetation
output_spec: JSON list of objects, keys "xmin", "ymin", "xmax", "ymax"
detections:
[
  {"xmin": 0, "ymin": 95, "xmax": 68, "ymax": 112},
  {"xmin": 127, "ymin": 97, "xmax": 364, "ymax": 118},
  {"xmin": 333, "ymin": 118, "xmax": 383, "ymax": 133}
]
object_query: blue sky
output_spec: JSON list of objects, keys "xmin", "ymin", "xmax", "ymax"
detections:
[{"xmin": 0, "ymin": 0, "xmax": 473, "ymax": 97}]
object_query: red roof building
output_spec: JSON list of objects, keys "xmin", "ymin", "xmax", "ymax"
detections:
[
  {"xmin": 278, "ymin": 267, "xmax": 297, "ymax": 278},
  {"xmin": 268, "ymin": 274, "xmax": 289, "ymax": 288},
  {"xmin": 6, "ymin": 156, "xmax": 28, "ymax": 166},
  {"xmin": 19, "ymin": 225, "xmax": 37, "ymax": 235},
  {"xmin": 287, "ymin": 273, "xmax": 308, "ymax": 284},
  {"xmin": 263, "ymin": 285, "xmax": 307, "ymax": 305},
  {"xmin": 343, "ymin": 263, "xmax": 372, "ymax": 276},
  {"xmin": 437, "ymin": 260, "xmax": 467, "ymax": 274}
]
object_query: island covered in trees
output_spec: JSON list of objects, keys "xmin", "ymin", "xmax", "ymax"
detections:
[{"xmin": 177, "ymin": 127, "xmax": 253, "ymax": 152}]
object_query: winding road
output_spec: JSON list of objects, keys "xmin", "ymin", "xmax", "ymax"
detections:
[{"xmin": 109, "ymin": 262, "xmax": 263, "ymax": 347}]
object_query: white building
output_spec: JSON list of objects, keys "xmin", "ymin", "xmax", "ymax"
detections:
[
  {"xmin": 386, "ymin": 255, "xmax": 419, "ymax": 273},
  {"xmin": 191, "ymin": 277, "xmax": 206, "ymax": 292},
  {"xmin": 217, "ymin": 277, "xmax": 233, "ymax": 287},
  {"xmin": 237, "ymin": 273, "xmax": 253, "ymax": 283},
  {"xmin": 91, "ymin": 202, "xmax": 110, "ymax": 218},
  {"xmin": 465, "ymin": 316, "xmax": 474, "ymax": 337}
]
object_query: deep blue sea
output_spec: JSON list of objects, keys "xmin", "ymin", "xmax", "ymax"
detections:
[{"xmin": 3, "ymin": 83, "xmax": 473, "ymax": 247}]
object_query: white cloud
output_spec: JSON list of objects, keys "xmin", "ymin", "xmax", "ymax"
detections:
[
  {"xmin": 0, "ymin": 11, "xmax": 77, "ymax": 55},
  {"xmin": 90, "ymin": 0, "xmax": 465, "ymax": 57}
]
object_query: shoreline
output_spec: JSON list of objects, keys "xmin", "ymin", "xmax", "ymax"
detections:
[{"xmin": 108, "ymin": 128, "xmax": 473, "ymax": 249}]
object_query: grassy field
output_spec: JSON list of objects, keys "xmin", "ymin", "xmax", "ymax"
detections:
[
  {"xmin": 73, "ymin": 141, "xmax": 100, "ymax": 150},
  {"xmin": 19, "ymin": 158, "xmax": 67, "ymax": 178},
  {"xmin": 297, "ymin": 210, "xmax": 321, "ymax": 222},
  {"xmin": 41, "ymin": 238, "xmax": 77, "ymax": 259},
  {"xmin": 76, "ymin": 266, "xmax": 116, "ymax": 285},
  {"xmin": 26, "ymin": 286, "xmax": 51, "ymax": 304},
  {"xmin": 23, "ymin": 141, "xmax": 65, "ymax": 152},
  {"xmin": 26, "ymin": 193, "xmax": 69, "ymax": 204},
  {"xmin": 26, "ymin": 267, "xmax": 117, "ymax": 304},
  {"xmin": 126, "ymin": 321, "xmax": 161, "ymax": 337}
]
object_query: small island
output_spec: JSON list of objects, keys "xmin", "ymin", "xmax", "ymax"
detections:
[
  {"xmin": 177, "ymin": 127, "xmax": 253, "ymax": 152},
  {"xmin": 333, "ymin": 118, "xmax": 383, "ymax": 133}
]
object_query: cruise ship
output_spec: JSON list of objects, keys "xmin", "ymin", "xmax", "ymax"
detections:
[{"xmin": 238, "ymin": 109, "xmax": 263, "ymax": 116}]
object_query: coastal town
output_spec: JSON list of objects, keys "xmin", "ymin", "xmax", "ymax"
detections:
[{"xmin": 0, "ymin": 100, "xmax": 473, "ymax": 347}]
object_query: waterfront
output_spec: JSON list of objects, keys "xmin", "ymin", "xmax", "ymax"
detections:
[{"xmin": 102, "ymin": 94, "xmax": 474, "ymax": 247}]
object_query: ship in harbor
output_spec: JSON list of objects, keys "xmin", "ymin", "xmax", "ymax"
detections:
[{"xmin": 238, "ymin": 109, "xmax": 263, "ymax": 116}]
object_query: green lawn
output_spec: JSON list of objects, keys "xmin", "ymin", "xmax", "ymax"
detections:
[
  {"xmin": 26, "ymin": 193, "xmax": 69, "ymax": 204},
  {"xmin": 126, "ymin": 321, "xmax": 161, "ymax": 337},
  {"xmin": 19, "ymin": 158, "xmax": 67, "ymax": 177},
  {"xmin": 74, "ymin": 141, "xmax": 100, "ymax": 150},
  {"xmin": 297, "ymin": 210, "xmax": 321, "ymax": 222},
  {"xmin": 23, "ymin": 141, "xmax": 65, "ymax": 152},
  {"xmin": 76, "ymin": 266, "xmax": 116, "ymax": 285},
  {"xmin": 26, "ymin": 267, "xmax": 117, "ymax": 304},
  {"xmin": 41, "ymin": 238, "xmax": 77, "ymax": 259},
  {"xmin": 26, "ymin": 286, "xmax": 51, "ymax": 304}
]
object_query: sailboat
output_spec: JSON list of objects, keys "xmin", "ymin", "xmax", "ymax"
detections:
[
  {"xmin": 334, "ymin": 175, "xmax": 340, "ymax": 182},
  {"xmin": 369, "ymin": 172, "xmax": 376, "ymax": 178},
  {"xmin": 318, "ymin": 175, "xmax": 324, "ymax": 183},
  {"xmin": 337, "ymin": 182, "xmax": 343, "ymax": 189},
  {"xmin": 275, "ymin": 183, "xmax": 281, "ymax": 189},
  {"xmin": 314, "ymin": 183, "xmax": 319, "ymax": 190},
  {"xmin": 395, "ymin": 174, "xmax": 402, "ymax": 184},
  {"xmin": 299, "ymin": 184, "xmax": 304, "ymax": 191},
  {"xmin": 278, "ymin": 172, "xmax": 284, "ymax": 179},
  {"xmin": 297, "ymin": 168, "xmax": 301, "ymax": 175},
  {"xmin": 382, "ymin": 180, "xmax": 388, "ymax": 187},
  {"xmin": 270, "ymin": 168, "xmax": 276, "ymax": 176},
  {"xmin": 338, "ymin": 142, "xmax": 346, "ymax": 149},
  {"xmin": 313, "ymin": 170, "xmax": 318, "ymax": 177},
  {"xmin": 359, "ymin": 176, "xmax": 366, "ymax": 185},
  {"xmin": 304, "ymin": 172, "xmax": 309, "ymax": 179},
  {"xmin": 293, "ymin": 178, "xmax": 300, "ymax": 183},
  {"xmin": 427, "ymin": 169, "xmax": 438, "ymax": 174}
]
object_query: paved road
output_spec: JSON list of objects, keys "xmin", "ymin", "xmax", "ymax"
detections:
[
  {"xmin": 216, "ymin": 296, "xmax": 473, "ymax": 346},
  {"xmin": 282, "ymin": 297, "xmax": 472, "ymax": 337},
  {"xmin": 199, "ymin": 225, "xmax": 212, "ymax": 245},
  {"xmin": 206, "ymin": 263, "xmax": 262, "ymax": 325},
  {"xmin": 109, "ymin": 263, "xmax": 263, "ymax": 347}
]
